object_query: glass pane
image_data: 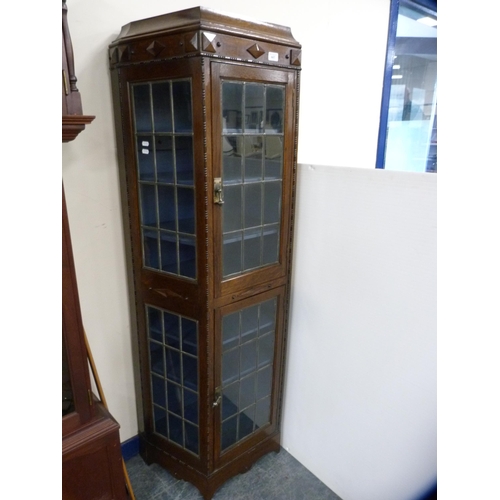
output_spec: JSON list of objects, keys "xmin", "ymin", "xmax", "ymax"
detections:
[
  {"xmin": 245, "ymin": 149, "xmax": 263, "ymax": 182},
  {"xmin": 262, "ymin": 225, "xmax": 279, "ymax": 265},
  {"xmin": 143, "ymin": 229, "xmax": 159, "ymax": 269},
  {"xmin": 160, "ymin": 232, "xmax": 177, "ymax": 274},
  {"xmin": 166, "ymin": 348, "xmax": 181, "ymax": 384},
  {"xmin": 223, "ymin": 185, "xmax": 242, "ymax": 233},
  {"xmin": 168, "ymin": 413, "xmax": 184, "ymax": 446},
  {"xmin": 244, "ymin": 183, "xmax": 262, "ymax": 229},
  {"xmin": 150, "ymin": 341, "xmax": 164, "ymax": 376},
  {"xmin": 222, "ymin": 82, "xmax": 243, "ymax": 133},
  {"xmin": 240, "ymin": 340, "xmax": 258, "ymax": 378},
  {"xmin": 265, "ymin": 87, "xmax": 284, "ymax": 133},
  {"xmin": 154, "ymin": 406, "xmax": 167, "ymax": 437},
  {"xmin": 223, "ymin": 151, "xmax": 242, "ymax": 184},
  {"xmin": 223, "ymin": 231, "xmax": 242, "ymax": 277},
  {"xmin": 177, "ymin": 188, "xmax": 195, "ymax": 234},
  {"xmin": 157, "ymin": 185, "xmax": 176, "ymax": 231},
  {"xmin": 245, "ymin": 84, "xmax": 264, "ymax": 134},
  {"xmin": 182, "ymin": 318, "xmax": 198, "ymax": 356},
  {"xmin": 184, "ymin": 389, "xmax": 198, "ymax": 424},
  {"xmin": 256, "ymin": 365, "xmax": 272, "ymax": 400},
  {"xmin": 264, "ymin": 137, "xmax": 283, "ymax": 179},
  {"xmin": 258, "ymin": 332, "xmax": 275, "ymax": 368},
  {"xmin": 243, "ymin": 227, "xmax": 262, "ymax": 271},
  {"xmin": 222, "ymin": 382, "xmax": 239, "ymax": 420},
  {"xmin": 137, "ymin": 136, "xmax": 155, "ymax": 181},
  {"xmin": 223, "ymin": 312, "xmax": 240, "ymax": 351},
  {"xmin": 184, "ymin": 422, "xmax": 199, "ymax": 454},
  {"xmin": 381, "ymin": 1, "xmax": 437, "ymax": 172},
  {"xmin": 140, "ymin": 183, "xmax": 157, "ymax": 227},
  {"xmin": 263, "ymin": 181, "xmax": 281, "ymax": 225},
  {"xmin": 239, "ymin": 376, "xmax": 255, "ymax": 423},
  {"xmin": 151, "ymin": 375, "xmax": 166, "ymax": 408},
  {"xmin": 156, "ymin": 136, "xmax": 174, "ymax": 183},
  {"xmin": 241, "ymin": 305, "xmax": 259, "ymax": 341},
  {"xmin": 238, "ymin": 406, "xmax": 255, "ymax": 440},
  {"xmin": 255, "ymin": 396, "xmax": 271, "ymax": 429},
  {"xmin": 167, "ymin": 381, "xmax": 182, "ymax": 416},
  {"xmin": 222, "ymin": 348, "xmax": 240, "ymax": 386},
  {"xmin": 148, "ymin": 307, "xmax": 163, "ymax": 342},
  {"xmin": 173, "ymin": 81, "xmax": 193, "ymax": 133},
  {"xmin": 164, "ymin": 312, "xmax": 180, "ymax": 349},
  {"xmin": 176, "ymin": 136, "xmax": 194, "ymax": 186},
  {"xmin": 152, "ymin": 82, "xmax": 173, "ymax": 133},
  {"xmin": 183, "ymin": 354, "xmax": 198, "ymax": 391},
  {"xmin": 221, "ymin": 416, "xmax": 238, "ymax": 450},
  {"xmin": 133, "ymin": 84, "xmax": 152, "ymax": 133},
  {"xmin": 260, "ymin": 299, "xmax": 276, "ymax": 333}
]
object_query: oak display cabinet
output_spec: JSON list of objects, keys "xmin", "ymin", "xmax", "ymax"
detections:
[{"xmin": 109, "ymin": 7, "xmax": 301, "ymax": 499}]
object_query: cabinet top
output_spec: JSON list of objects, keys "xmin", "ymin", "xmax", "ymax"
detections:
[{"xmin": 111, "ymin": 6, "xmax": 301, "ymax": 48}]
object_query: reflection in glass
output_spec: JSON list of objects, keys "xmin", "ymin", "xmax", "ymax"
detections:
[
  {"xmin": 156, "ymin": 136, "xmax": 174, "ymax": 183},
  {"xmin": 133, "ymin": 84, "xmax": 152, "ymax": 133},
  {"xmin": 160, "ymin": 232, "xmax": 177, "ymax": 274},
  {"xmin": 220, "ymin": 297, "xmax": 277, "ymax": 451},
  {"xmin": 173, "ymin": 81, "xmax": 193, "ymax": 133},
  {"xmin": 143, "ymin": 229, "xmax": 159, "ymax": 269},
  {"xmin": 222, "ymin": 82, "xmax": 243, "ymax": 133},
  {"xmin": 221, "ymin": 81, "xmax": 285, "ymax": 279},
  {"xmin": 158, "ymin": 185, "xmax": 176, "ymax": 231},
  {"xmin": 147, "ymin": 305, "xmax": 200, "ymax": 455},
  {"xmin": 223, "ymin": 231, "xmax": 242, "ymax": 276},
  {"xmin": 152, "ymin": 82, "xmax": 173, "ymax": 133}
]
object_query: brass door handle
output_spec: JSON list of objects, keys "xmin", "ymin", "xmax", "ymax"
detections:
[
  {"xmin": 214, "ymin": 178, "xmax": 224, "ymax": 205},
  {"xmin": 213, "ymin": 387, "xmax": 222, "ymax": 407}
]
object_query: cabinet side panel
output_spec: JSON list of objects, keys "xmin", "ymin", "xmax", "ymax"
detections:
[{"xmin": 110, "ymin": 66, "xmax": 145, "ymax": 433}]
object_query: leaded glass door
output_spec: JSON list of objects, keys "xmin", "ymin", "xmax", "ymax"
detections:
[
  {"xmin": 212, "ymin": 63, "xmax": 296, "ymax": 299},
  {"xmin": 214, "ymin": 287, "xmax": 285, "ymax": 466}
]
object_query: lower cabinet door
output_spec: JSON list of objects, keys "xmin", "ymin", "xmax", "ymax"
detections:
[{"xmin": 214, "ymin": 286, "xmax": 286, "ymax": 468}]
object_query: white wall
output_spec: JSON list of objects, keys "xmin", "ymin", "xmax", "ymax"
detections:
[
  {"xmin": 282, "ymin": 165, "xmax": 436, "ymax": 500},
  {"xmin": 62, "ymin": 0, "xmax": 436, "ymax": 499}
]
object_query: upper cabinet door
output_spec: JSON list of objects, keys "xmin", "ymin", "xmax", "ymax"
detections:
[{"xmin": 211, "ymin": 62, "xmax": 297, "ymax": 299}]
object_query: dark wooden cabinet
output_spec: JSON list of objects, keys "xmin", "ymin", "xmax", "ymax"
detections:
[
  {"xmin": 62, "ymin": 2, "xmax": 126, "ymax": 498},
  {"xmin": 109, "ymin": 7, "xmax": 301, "ymax": 499}
]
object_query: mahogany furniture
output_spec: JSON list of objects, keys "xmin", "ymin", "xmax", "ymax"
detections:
[
  {"xmin": 62, "ymin": 2, "xmax": 126, "ymax": 498},
  {"xmin": 109, "ymin": 7, "xmax": 301, "ymax": 499}
]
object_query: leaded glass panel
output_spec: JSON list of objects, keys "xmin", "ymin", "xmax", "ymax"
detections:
[
  {"xmin": 220, "ymin": 297, "xmax": 277, "ymax": 452},
  {"xmin": 132, "ymin": 80, "xmax": 196, "ymax": 280},
  {"xmin": 221, "ymin": 82, "xmax": 284, "ymax": 279},
  {"xmin": 146, "ymin": 304, "xmax": 200, "ymax": 456}
]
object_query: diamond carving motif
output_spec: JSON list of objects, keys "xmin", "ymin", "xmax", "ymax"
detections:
[
  {"xmin": 290, "ymin": 49, "xmax": 301, "ymax": 66},
  {"xmin": 146, "ymin": 40, "xmax": 165, "ymax": 57},
  {"xmin": 118, "ymin": 45, "xmax": 130, "ymax": 62},
  {"xmin": 247, "ymin": 43, "xmax": 265, "ymax": 59},
  {"xmin": 184, "ymin": 33, "xmax": 198, "ymax": 53},
  {"xmin": 201, "ymin": 32, "xmax": 217, "ymax": 53}
]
